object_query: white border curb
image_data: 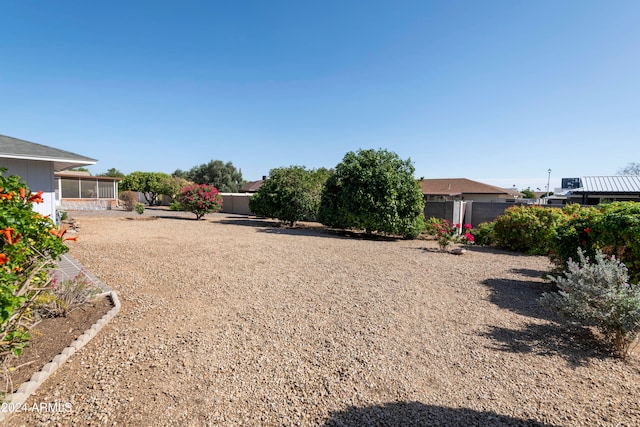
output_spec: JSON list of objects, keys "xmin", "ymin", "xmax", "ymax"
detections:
[{"xmin": 0, "ymin": 290, "xmax": 120, "ymax": 421}]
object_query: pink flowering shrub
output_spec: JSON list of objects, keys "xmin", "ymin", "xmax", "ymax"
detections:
[
  {"xmin": 177, "ymin": 184, "xmax": 223, "ymax": 220},
  {"xmin": 427, "ymin": 218, "xmax": 474, "ymax": 252}
]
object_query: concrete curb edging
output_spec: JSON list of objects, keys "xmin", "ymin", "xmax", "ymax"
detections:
[{"xmin": 0, "ymin": 290, "xmax": 120, "ymax": 421}]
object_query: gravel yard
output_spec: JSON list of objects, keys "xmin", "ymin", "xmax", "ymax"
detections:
[{"xmin": 6, "ymin": 208, "xmax": 640, "ymax": 426}]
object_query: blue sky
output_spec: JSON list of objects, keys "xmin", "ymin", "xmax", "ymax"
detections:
[{"xmin": 2, "ymin": 1, "xmax": 639, "ymax": 192}]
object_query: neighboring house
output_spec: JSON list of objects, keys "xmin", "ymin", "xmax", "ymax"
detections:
[
  {"xmin": 240, "ymin": 179, "xmax": 264, "ymax": 193},
  {"xmin": 419, "ymin": 178, "xmax": 514, "ymax": 202},
  {"xmin": 55, "ymin": 170, "xmax": 121, "ymax": 210},
  {"xmin": 562, "ymin": 176, "xmax": 640, "ymax": 205},
  {"xmin": 0, "ymin": 134, "xmax": 96, "ymax": 221}
]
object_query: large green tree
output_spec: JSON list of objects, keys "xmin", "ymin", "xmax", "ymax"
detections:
[
  {"xmin": 120, "ymin": 171, "xmax": 172, "ymax": 205},
  {"xmin": 98, "ymin": 168, "xmax": 126, "ymax": 178},
  {"xmin": 249, "ymin": 166, "xmax": 331, "ymax": 226},
  {"xmin": 174, "ymin": 160, "xmax": 244, "ymax": 192},
  {"xmin": 318, "ymin": 149, "xmax": 425, "ymax": 239}
]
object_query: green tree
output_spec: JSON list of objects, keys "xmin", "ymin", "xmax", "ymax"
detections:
[
  {"xmin": 98, "ymin": 168, "xmax": 126, "ymax": 178},
  {"xmin": 249, "ymin": 166, "xmax": 331, "ymax": 226},
  {"xmin": 69, "ymin": 167, "xmax": 90, "ymax": 174},
  {"xmin": 120, "ymin": 171, "xmax": 172, "ymax": 206},
  {"xmin": 520, "ymin": 188, "xmax": 536, "ymax": 199},
  {"xmin": 175, "ymin": 160, "xmax": 244, "ymax": 192},
  {"xmin": 318, "ymin": 149, "xmax": 425, "ymax": 239},
  {"xmin": 159, "ymin": 176, "xmax": 191, "ymax": 202}
]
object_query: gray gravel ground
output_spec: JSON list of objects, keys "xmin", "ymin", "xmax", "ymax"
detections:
[{"xmin": 5, "ymin": 208, "xmax": 640, "ymax": 426}]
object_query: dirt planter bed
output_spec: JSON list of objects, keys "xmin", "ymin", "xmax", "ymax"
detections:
[{"xmin": 5, "ymin": 210, "xmax": 640, "ymax": 426}]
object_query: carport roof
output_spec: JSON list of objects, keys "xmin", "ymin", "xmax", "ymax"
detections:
[
  {"xmin": 0, "ymin": 134, "xmax": 96, "ymax": 171},
  {"xmin": 578, "ymin": 176, "xmax": 640, "ymax": 193}
]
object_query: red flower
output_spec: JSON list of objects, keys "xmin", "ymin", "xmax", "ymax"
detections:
[{"xmin": 584, "ymin": 227, "xmax": 591, "ymax": 234}]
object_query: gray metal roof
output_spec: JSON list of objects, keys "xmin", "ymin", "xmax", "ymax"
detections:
[
  {"xmin": 0, "ymin": 134, "xmax": 96, "ymax": 171},
  {"xmin": 579, "ymin": 176, "xmax": 640, "ymax": 193}
]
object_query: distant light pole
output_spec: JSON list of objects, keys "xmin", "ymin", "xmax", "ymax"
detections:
[{"xmin": 545, "ymin": 169, "xmax": 552, "ymax": 199}]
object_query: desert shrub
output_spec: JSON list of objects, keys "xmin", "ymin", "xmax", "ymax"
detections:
[
  {"xmin": 540, "ymin": 249, "xmax": 640, "ymax": 357},
  {"xmin": 119, "ymin": 191, "xmax": 138, "ymax": 211},
  {"xmin": 249, "ymin": 166, "xmax": 331, "ymax": 226},
  {"xmin": 318, "ymin": 149, "xmax": 425, "ymax": 239},
  {"xmin": 178, "ymin": 184, "xmax": 223, "ymax": 220},
  {"xmin": 135, "ymin": 203, "xmax": 145, "ymax": 215},
  {"xmin": 0, "ymin": 169, "xmax": 70, "ymax": 359},
  {"xmin": 35, "ymin": 271, "xmax": 101, "ymax": 318},
  {"xmin": 470, "ymin": 221, "xmax": 495, "ymax": 246},
  {"xmin": 492, "ymin": 205, "xmax": 566, "ymax": 255}
]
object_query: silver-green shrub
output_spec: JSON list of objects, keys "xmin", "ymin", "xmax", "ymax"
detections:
[{"xmin": 541, "ymin": 248, "xmax": 640, "ymax": 357}]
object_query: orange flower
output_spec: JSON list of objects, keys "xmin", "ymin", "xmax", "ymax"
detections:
[
  {"xmin": 28, "ymin": 191, "xmax": 44, "ymax": 204},
  {"xmin": 0, "ymin": 253, "xmax": 8, "ymax": 264},
  {"xmin": 2, "ymin": 228, "xmax": 15, "ymax": 245},
  {"xmin": 0, "ymin": 192, "xmax": 12, "ymax": 200},
  {"xmin": 19, "ymin": 187, "xmax": 25, "ymax": 199},
  {"xmin": 50, "ymin": 227, "xmax": 76, "ymax": 242}
]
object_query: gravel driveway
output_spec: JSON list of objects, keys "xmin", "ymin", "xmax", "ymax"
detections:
[{"xmin": 6, "ymin": 209, "xmax": 640, "ymax": 426}]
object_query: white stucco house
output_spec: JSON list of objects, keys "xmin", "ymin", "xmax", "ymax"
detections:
[{"xmin": 0, "ymin": 134, "xmax": 97, "ymax": 221}]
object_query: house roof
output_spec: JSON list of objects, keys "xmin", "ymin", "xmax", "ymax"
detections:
[
  {"xmin": 419, "ymin": 178, "xmax": 511, "ymax": 196},
  {"xmin": 54, "ymin": 171, "xmax": 122, "ymax": 181},
  {"xmin": 240, "ymin": 180, "xmax": 264, "ymax": 192},
  {"xmin": 577, "ymin": 176, "xmax": 640, "ymax": 193},
  {"xmin": 0, "ymin": 134, "xmax": 97, "ymax": 171}
]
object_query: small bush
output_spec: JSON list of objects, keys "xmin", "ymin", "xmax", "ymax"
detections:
[
  {"xmin": 470, "ymin": 221, "xmax": 495, "ymax": 246},
  {"xmin": 35, "ymin": 271, "xmax": 101, "ymax": 318},
  {"xmin": 119, "ymin": 191, "xmax": 138, "ymax": 211},
  {"xmin": 135, "ymin": 202, "xmax": 145, "ymax": 215},
  {"xmin": 541, "ymin": 249, "xmax": 640, "ymax": 357},
  {"xmin": 169, "ymin": 200, "xmax": 183, "ymax": 211},
  {"xmin": 425, "ymin": 218, "xmax": 474, "ymax": 251},
  {"xmin": 178, "ymin": 184, "xmax": 223, "ymax": 220},
  {"xmin": 493, "ymin": 205, "xmax": 566, "ymax": 255}
]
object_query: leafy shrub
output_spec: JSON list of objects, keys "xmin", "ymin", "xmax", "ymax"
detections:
[
  {"xmin": 552, "ymin": 202, "xmax": 640, "ymax": 284},
  {"xmin": 135, "ymin": 203, "xmax": 145, "ymax": 215},
  {"xmin": 35, "ymin": 271, "xmax": 101, "ymax": 318},
  {"xmin": 318, "ymin": 149, "xmax": 425, "ymax": 239},
  {"xmin": 470, "ymin": 221, "xmax": 495, "ymax": 246},
  {"xmin": 249, "ymin": 166, "xmax": 331, "ymax": 226},
  {"xmin": 119, "ymin": 191, "xmax": 138, "ymax": 211},
  {"xmin": 493, "ymin": 205, "xmax": 566, "ymax": 255},
  {"xmin": 541, "ymin": 249, "xmax": 640, "ymax": 357},
  {"xmin": 169, "ymin": 200, "xmax": 183, "ymax": 211},
  {"xmin": 178, "ymin": 184, "xmax": 223, "ymax": 220},
  {"xmin": 0, "ymin": 169, "xmax": 70, "ymax": 358}
]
